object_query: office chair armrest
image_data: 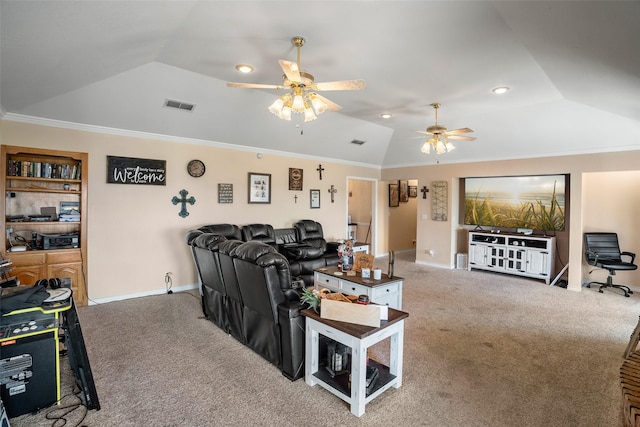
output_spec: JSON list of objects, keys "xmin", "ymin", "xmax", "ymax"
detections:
[
  {"xmin": 621, "ymin": 251, "xmax": 636, "ymax": 263},
  {"xmin": 585, "ymin": 250, "xmax": 600, "ymax": 263}
]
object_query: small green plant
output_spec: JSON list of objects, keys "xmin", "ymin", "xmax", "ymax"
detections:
[{"xmin": 300, "ymin": 287, "xmax": 321, "ymax": 312}]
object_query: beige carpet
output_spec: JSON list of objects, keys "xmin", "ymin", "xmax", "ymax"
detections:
[{"xmin": 9, "ymin": 251, "xmax": 638, "ymax": 426}]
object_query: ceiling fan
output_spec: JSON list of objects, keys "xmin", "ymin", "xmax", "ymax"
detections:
[
  {"xmin": 416, "ymin": 103, "xmax": 476, "ymax": 154},
  {"xmin": 227, "ymin": 36, "xmax": 366, "ymax": 122}
]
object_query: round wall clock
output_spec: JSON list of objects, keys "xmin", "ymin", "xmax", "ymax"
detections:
[{"xmin": 187, "ymin": 159, "xmax": 206, "ymax": 177}]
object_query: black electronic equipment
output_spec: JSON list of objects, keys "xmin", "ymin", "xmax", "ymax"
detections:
[
  {"xmin": 0, "ymin": 331, "xmax": 58, "ymax": 418},
  {"xmin": 38, "ymin": 233, "xmax": 79, "ymax": 250},
  {"xmin": 0, "ymin": 396, "xmax": 10, "ymax": 427},
  {"xmin": 28, "ymin": 215, "xmax": 51, "ymax": 222},
  {"xmin": 61, "ymin": 302, "xmax": 100, "ymax": 411}
]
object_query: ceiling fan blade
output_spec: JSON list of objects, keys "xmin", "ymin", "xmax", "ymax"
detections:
[
  {"xmin": 279, "ymin": 60, "xmax": 301, "ymax": 82},
  {"xmin": 447, "ymin": 135, "xmax": 477, "ymax": 141},
  {"xmin": 446, "ymin": 127, "xmax": 474, "ymax": 135},
  {"xmin": 313, "ymin": 79, "xmax": 366, "ymax": 91},
  {"xmin": 415, "ymin": 130, "xmax": 434, "ymax": 136},
  {"xmin": 311, "ymin": 93, "xmax": 342, "ymax": 112},
  {"xmin": 227, "ymin": 82, "xmax": 285, "ymax": 90}
]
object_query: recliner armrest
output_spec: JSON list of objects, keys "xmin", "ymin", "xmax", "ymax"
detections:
[{"xmin": 283, "ymin": 244, "xmax": 324, "ymax": 260}]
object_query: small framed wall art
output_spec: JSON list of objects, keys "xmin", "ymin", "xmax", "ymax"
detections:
[
  {"xmin": 310, "ymin": 189, "xmax": 321, "ymax": 208},
  {"xmin": 248, "ymin": 172, "xmax": 271, "ymax": 204},
  {"xmin": 400, "ymin": 180, "xmax": 409, "ymax": 202},
  {"xmin": 218, "ymin": 183, "xmax": 233, "ymax": 203},
  {"xmin": 389, "ymin": 182, "xmax": 399, "ymax": 207},
  {"xmin": 289, "ymin": 168, "xmax": 303, "ymax": 191},
  {"xmin": 408, "ymin": 185, "xmax": 418, "ymax": 198}
]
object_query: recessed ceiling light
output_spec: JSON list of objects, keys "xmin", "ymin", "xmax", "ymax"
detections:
[
  {"xmin": 492, "ymin": 86, "xmax": 510, "ymax": 95},
  {"xmin": 379, "ymin": 113, "xmax": 392, "ymax": 119},
  {"xmin": 235, "ymin": 64, "xmax": 254, "ymax": 73}
]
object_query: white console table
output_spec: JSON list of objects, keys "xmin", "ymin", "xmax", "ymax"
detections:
[
  {"xmin": 468, "ymin": 231, "xmax": 555, "ymax": 284},
  {"xmin": 314, "ymin": 267, "xmax": 402, "ymax": 309}
]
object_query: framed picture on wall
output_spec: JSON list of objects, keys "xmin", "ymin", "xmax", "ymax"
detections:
[
  {"xmin": 310, "ymin": 189, "xmax": 320, "ymax": 208},
  {"xmin": 400, "ymin": 180, "xmax": 409, "ymax": 202},
  {"xmin": 248, "ymin": 172, "xmax": 271, "ymax": 204},
  {"xmin": 408, "ymin": 185, "xmax": 417, "ymax": 198},
  {"xmin": 389, "ymin": 182, "xmax": 399, "ymax": 207},
  {"xmin": 289, "ymin": 168, "xmax": 303, "ymax": 191}
]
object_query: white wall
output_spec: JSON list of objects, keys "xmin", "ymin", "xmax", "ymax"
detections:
[
  {"xmin": 382, "ymin": 151, "xmax": 640, "ymax": 291},
  {"xmin": 1, "ymin": 120, "xmax": 380, "ymax": 302}
]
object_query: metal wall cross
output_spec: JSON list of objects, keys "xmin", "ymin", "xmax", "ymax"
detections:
[
  {"xmin": 421, "ymin": 186, "xmax": 429, "ymax": 199},
  {"xmin": 328, "ymin": 185, "xmax": 337, "ymax": 203},
  {"xmin": 316, "ymin": 164, "xmax": 325, "ymax": 180},
  {"xmin": 294, "ymin": 195, "xmax": 298, "ymax": 203},
  {"xmin": 171, "ymin": 189, "xmax": 196, "ymax": 218}
]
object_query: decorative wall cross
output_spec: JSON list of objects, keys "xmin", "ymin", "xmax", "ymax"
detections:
[
  {"xmin": 421, "ymin": 186, "xmax": 429, "ymax": 199},
  {"xmin": 328, "ymin": 185, "xmax": 337, "ymax": 203},
  {"xmin": 316, "ymin": 164, "xmax": 325, "ymax": 180},
  {"xmin": 171, "ymin": 189, "xmax": 196, "ymax": 218},
  {"xmin": 294, "ymin": 195, "xmax": 298, "ymax": 203}
]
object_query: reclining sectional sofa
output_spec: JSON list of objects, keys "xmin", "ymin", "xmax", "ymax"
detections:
[{"xmin": 185, "ymin": 220, "xmax": 340, "ymax": 380}]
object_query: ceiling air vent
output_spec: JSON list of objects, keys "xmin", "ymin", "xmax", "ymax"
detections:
[
  {"xmin": 350, "ymin": 139, "xmax": 366, "ymax": 145},
  {"xmin": 164, "ymin": 99, "xmax": 195, "ymax": 112}
]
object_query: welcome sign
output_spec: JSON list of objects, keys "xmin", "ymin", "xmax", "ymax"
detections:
[{"xmin": 107, "ymin": 156, "xmax": 166, "ymax": 185}]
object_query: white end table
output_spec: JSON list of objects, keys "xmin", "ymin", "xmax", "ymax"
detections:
[{"xmin": 302, "ymin": 307, "xmax": 408, "ymax": 417}]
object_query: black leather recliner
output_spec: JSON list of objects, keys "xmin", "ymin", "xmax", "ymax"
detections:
[
  {"xmin": 218, "ymin": 239, "xmax": 246, "ymax": 344},
  {"xmin": 188, "ymin": 234, "xmax": 305, "ymax": 380},
  {"xmin": 191, "ymin": 233, "xmax": 228, "ymax": 331},
  {"xmin": 241, "ymin": 224, "xmax": 278, "ymax": 249},
  {"xmin": 231, "ymin": 241, "xmax": 306, "ymax": 380}
]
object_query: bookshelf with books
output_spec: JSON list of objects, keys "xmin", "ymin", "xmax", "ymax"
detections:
[{"xmin": 2, "ymin": 145, "xmax": 88, "ymax": 306}]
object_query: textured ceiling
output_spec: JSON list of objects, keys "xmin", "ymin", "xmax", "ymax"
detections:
[{"xmin": 1, "ymin": 1, "xmax": 639, "ymax": 168}]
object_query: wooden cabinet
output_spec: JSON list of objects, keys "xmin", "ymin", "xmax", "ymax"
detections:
[
  {"xmin": 314, "ymin": 267, "xmax": 403, "ymax": 309},
  {"xmin": 1, "ymin": 145, "xmax": 88, "ymax": 306},
  {"xmin": 468, "ymin": 231, "xmax": 555, "ymax": 284}
]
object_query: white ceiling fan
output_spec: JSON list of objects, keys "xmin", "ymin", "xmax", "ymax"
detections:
[
  {"xmin": 416, "ymin": 103, "xmax": 476, "ymax": 154},
  {"xmin": 227, "ymin": 36, "xmax": 366, "ymax": 122}
]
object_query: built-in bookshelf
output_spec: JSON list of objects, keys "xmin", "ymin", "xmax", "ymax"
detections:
[{"xmin": 1, "ymin": 145, "xmax": 89, "ymax": 306}]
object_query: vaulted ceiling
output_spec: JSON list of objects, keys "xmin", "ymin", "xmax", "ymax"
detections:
[{"xmin": 1, "ymin": 1, "xmax": 639, "ymax": 168}]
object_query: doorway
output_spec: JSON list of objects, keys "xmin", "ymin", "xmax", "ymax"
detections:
[{"xmin": 347, "ymin": 177, "xmax": 376, "ymax": 256}]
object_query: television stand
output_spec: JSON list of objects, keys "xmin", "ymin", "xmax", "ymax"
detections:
[{"xmin": 467, "ymin": 231, "xmax": 555, "ymax": 284}]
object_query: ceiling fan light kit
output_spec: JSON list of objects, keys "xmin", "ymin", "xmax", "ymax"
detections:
[
  {"xmin": 228, "ymin": 36, "xmax": 365, "ymax": 123},
  {"xmin": 417, "ymin": 103, "xmax": 476, "ymax": 155}
]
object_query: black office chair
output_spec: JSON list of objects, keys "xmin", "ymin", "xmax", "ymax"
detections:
[{"xmin": 584, "ymin": 232, "xmax": 637, "ymax": 297}]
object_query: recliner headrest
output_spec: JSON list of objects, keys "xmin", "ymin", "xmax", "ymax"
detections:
[
  {"xmin": 233, "ymin": 241, "xmax": 277, "ymax": 262},
  {"xmin": 198, "ymin": 224, "xmax": 242, "ymax": 241},
  {"xmin": 192, "ymin": 233, "xmax": 227, "ymax": 251}
]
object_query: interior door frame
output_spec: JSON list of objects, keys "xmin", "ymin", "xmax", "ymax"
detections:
[{"xmin": 346, "ymin": 176, "xmax": 378, "ymax": 256}]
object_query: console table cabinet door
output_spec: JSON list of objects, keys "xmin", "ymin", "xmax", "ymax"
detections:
[
  {"xmin": 468, "ymin": 243, "xmax": 489, "ymax": 267},
  {"xmin": 525, "ymin": 249, "xmax": 550, "ymax": 276}
]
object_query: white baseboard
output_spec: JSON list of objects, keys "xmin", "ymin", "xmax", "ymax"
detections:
[
  {"xmin": 414, "ymin": 259, "xmax": 454, "ymax": 269},
  {"xmin": 90, "ymin": 283, "xmax": 199, "ymax": 305}
]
